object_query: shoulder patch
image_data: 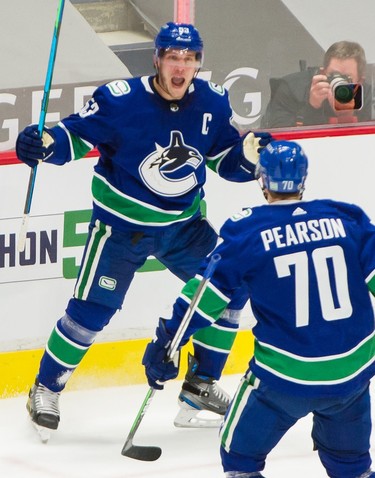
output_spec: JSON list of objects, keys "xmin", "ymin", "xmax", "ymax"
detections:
[
  {"xmin": 208, "ymin": 82, "xmax": 225, "ymax": 96},
  {"xmin": 230, "ymin": 208, "xmax": 253, "ymax": 222},
  {"xmin": 106, "ymin": 79, "xmax": 131, "ymax": 97}
]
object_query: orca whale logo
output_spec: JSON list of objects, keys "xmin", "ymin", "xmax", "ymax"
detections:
[{"xmin": 139, "ymin": 131, "xmax": 203, "ymax": 196}]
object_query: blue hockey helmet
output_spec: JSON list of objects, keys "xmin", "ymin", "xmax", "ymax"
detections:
[
  {"xmin": 258, "ymin": 140, "xmax": 308, "ymax": 194},
  {"xmin": 155, "ymin": 22, "xmax": 203, "ymax": 58}
]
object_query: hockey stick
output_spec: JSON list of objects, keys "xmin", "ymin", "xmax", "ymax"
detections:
[
  {"xmin": 18, "ymin": 0, "xmax": 65, "ymax": 252},
  {"xmin": 121, "ymin": 252, "xmax": 221, "ymax": 461}
]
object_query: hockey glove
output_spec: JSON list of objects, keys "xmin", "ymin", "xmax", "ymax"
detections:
[
  {"xmin": 142, "ymin": 318, "xmax": 180, "ymax": 390},
  {"xmin": 16, "ymin": 124, "xmax": 56, "ymax": 168},
  {"xmin": 242, "ymin": 131, "xmax": 273, "ymax": 170}
]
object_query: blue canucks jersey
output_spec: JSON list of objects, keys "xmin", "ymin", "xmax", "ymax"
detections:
[
  {"xmin": 168, "ymin": 199, "xmax": 375, "ymax": 397},
  {"xmin": 50, "ymin": 76, "xmax": 253, "ymax": 231}
]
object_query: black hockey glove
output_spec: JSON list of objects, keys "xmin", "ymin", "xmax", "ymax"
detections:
[
  {"xmin": 142, "ymin": 318, "xmax": 180, "ymax": 390},
  {"xmin": 242, "ymin": 131, "xmax": 274, "ymax": 172},
  {"xmin": 16, "ymin": 124, "xmax": 56, "ymax": 167}
]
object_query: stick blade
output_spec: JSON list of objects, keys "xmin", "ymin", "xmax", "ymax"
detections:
[{"xmin": 121, "ymin": 443, "xmax": 162, "ymax": 461}]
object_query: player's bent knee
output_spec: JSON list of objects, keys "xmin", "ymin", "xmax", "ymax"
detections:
[
  {"xmin": 66, "ymin": 297, "xmax": 118, "ymax": 332},
  {"xmin": 317, "ymin": 447, "xmax": 372, "ymax": 478},
  {"xmin": 60, "ymin": 314, "xmax": 98, "ymax": 345}
]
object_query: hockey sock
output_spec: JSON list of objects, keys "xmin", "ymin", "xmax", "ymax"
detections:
[
  {"xmin": 192, "ymin": 315, "xmax": 239, "ymax": 379},
  {"xmin": 37, "ymin": 316, "xmax": 97, "ymax": 392}
]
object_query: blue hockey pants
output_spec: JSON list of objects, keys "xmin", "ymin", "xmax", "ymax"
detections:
[
  {"xmin": 38, "ymin": 216, "xmax": 248, "ymax": 391},
  {"xmin": 220, "ymin": 372, "xmax": 372, "ymax": 478}
]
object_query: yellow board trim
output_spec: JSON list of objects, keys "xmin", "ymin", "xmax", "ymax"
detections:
[{"xmin": 0, "ymin": 330, "xmax": 254, "ymax": 399}]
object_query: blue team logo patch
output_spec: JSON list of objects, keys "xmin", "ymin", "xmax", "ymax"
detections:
[
  {"xmin": 139, "ymin": 131, "xmax": 204, "ymax": 196},
  {"xmin": 231, "ymin": 208, "xmax": 253, "ymax": 222},
  {"xmin": 208, "ymin": 82, "xmax": 225, "ymax": 96},
  {"xmin": 99, "ymin": 276, "xmax": 117, "ymax": 291},
  {"xmin": 106, "ymin": 80, "xmax": 131, "ymax": 96}
]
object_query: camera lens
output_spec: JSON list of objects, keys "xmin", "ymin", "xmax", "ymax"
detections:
[{"xmin": 334, "ymin": 84, "xmax": 354, "ymax": 103}]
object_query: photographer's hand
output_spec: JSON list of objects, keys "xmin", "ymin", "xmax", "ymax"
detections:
[
  {"xmin": 309, "ymin": 73, "xmax": 330, "ymax": 109},
  {"xmin": 334, "ymin": 98, "xmax": 355, "ymax": 113}
]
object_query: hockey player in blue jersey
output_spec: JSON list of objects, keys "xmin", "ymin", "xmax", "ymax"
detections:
[
  {"xmin": 15, "ymin": 21, "xmax": 273, "ymax": 437},
  {"xmin": 143, "ymin": 140, "xmax": 375, "ymax": 477}
]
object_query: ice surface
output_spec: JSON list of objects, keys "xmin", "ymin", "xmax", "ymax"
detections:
[{"xmin": 0, "ymin": 375, "xmax": 373, "ymax": 477}]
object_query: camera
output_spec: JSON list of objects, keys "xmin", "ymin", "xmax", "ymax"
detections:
[{"xmin": 327, "ymin": 73, "xmax": 363, "ymax": 111}]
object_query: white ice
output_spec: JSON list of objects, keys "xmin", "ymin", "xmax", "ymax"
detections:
[{"xmin": 0, "ymin": 375, "xmax": 373, "ymax": 477}]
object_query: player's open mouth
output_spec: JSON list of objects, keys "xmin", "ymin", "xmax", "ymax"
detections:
[{"xmin": 172, "ymin": 77, "xmax": 185, "ymax": 87}]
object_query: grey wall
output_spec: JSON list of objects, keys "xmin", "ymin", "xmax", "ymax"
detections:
[
  {"xmin": 195, "ymin": 0, "xmax": 324, "ymax": 80},
  {"xmin": 0, "ymin": 0, "xmax": 130, "ymax": 90}
]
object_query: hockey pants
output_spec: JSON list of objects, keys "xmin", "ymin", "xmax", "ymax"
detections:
[{"xmin": 38, "ymin": 217, "xmax": 248, "ymax": 392}]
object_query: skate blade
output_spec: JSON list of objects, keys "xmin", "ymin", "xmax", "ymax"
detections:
[
  {"xmin": 29, "ymin": 420, "xmax": 52, "ymax": 443},
  {"xmin": 174, "ymin": 407, "xmax": 223, "ymax": 428}
]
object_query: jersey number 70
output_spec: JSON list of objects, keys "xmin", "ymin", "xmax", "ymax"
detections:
[{"xmin": 274, "ymin": 245, "xmax": 352, "ymax": 327}]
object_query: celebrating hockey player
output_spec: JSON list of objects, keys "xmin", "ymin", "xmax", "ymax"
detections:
[
  {"xmin": 15, "ymin": 21, "xmax": 273, "ymax": 438},
  {"xmin": 143, "ymin": 140, "xmax": 375, "ymax": 478}
]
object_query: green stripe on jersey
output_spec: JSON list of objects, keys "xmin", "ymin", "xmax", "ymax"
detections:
[
  {"xmin": 206, "ymin": 149, "xmax": 231, "ymax": 174},
  {"xmin": 193, "ymin": 325, "xmax": 237, "ymax": 352},
  {"xmin": 368, "ymin": 271, "xmax": 375, "ymax": 295},
  {"xmin": 181, "ymin": 278, "xmax": 230, "ymax": 320},
  {"xmin": 56, "ymin": 125, "xmax": 92, "ymax": 160},
  {"xmin": 70, "ymin": 134, "xmax": 92, "ymax": 159},
  {"xmin": 92, "ymin": 174, "xmax": 201, "ymax": 226},
  {"xmin": 46, "ymin": 327, "xmax": 89, "ymax": 368},
  {"xmin": 75, "ymin": 220, "xmax": 111, "ymax": 300},
  {"xmin": 254, "ymin": 332, "xmax": 375, "ymax": 385}
]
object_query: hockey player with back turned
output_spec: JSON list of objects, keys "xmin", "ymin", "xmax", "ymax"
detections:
[
  {"xmin": 15, "ymin": 22, "xmax": 273, "ymax": 438},
  {"xmin": 143, "ymin": 140, "xmax": 375, "ymax": 477}
]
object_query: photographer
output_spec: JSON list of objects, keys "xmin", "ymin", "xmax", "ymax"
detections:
[{"xmin": 261, "ymin": 41, "xmax": 373, "ymax": 128}]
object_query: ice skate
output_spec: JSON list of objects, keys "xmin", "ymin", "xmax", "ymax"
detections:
[
  {"xmin": 26, "ymin": 378, "xmax": 60, "ymax": 443},
  {"xmin": 358, "ymin": 471, "xmax": 375, "ymax": 478},
  {"xmin": 174, "ymin": 353, "xmax": 230, "ymax": 428},
  {"xmin": 225, "ymin": 473, "xmax": 266, "ymax": 477}
]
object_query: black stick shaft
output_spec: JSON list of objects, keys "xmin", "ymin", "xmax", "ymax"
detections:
[{"xmin": 121, "ymin": 253, "xmax": 221, "ymax": 459}]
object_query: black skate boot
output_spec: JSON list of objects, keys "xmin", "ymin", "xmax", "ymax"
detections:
[{"xmin": 174, "ymin": 353, "xmax": 230, "ymax": 428}]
